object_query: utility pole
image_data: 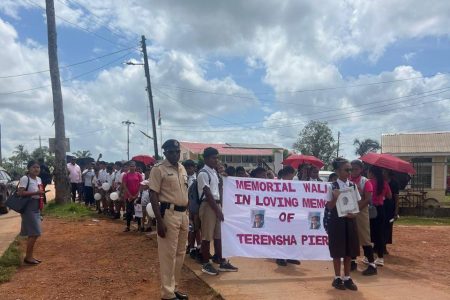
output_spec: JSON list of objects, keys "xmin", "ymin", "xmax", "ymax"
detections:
[
  {"xmin": 122, "ymin": 120, "xmax": 135, "ymax": 160},
  {"xmin": 336, "ymin": 131, "xmax": 341, "ymax": 158},
  {"xmin": 141, "ymin": 35, "xmax": 159, "ymax": 159},
  {"xmin": 39, "ymin": 135, "xmax": 42, "ymax": 150},
  {"xmin": 45, "ymin": 0, "xmax": 70, "ymax": 204}
]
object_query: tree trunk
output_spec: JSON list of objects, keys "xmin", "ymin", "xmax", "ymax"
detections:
[{"xmin": 45, "ymin": 0, "xmax": 70, "ymax": 203}]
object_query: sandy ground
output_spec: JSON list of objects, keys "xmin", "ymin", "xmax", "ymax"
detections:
[{"xmin": 0, "ymin": 216, "xmax": 221, "ymax": 300}]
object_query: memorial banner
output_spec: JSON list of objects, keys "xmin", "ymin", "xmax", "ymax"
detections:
[{"xmin": 222, "ymin": 177, "xmax": 332, "ymax": 260}]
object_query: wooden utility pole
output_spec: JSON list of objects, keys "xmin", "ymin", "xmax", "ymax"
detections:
[
  {"xmin": 45, "ymin": 0, "xmax": 70, "ymax": 203},
  {"xmin": 141, "ymin": 36, "xmax": 159, "ymax": 159},
  {"xmin": 122, "ymin": 120, "xmax": 135, "ymax": 160},
  {"xmin": 336, "ymin": 131, "xmax": 341, "ymax": 158}
]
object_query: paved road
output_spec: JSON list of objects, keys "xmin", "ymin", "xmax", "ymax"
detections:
[
  {"xmin": 185, "ymin": 257, "xmax": 450, "ymax": 300},
  {"xmin": 0, "ymin": 211, "xmax": 21, "ymax": 256}
]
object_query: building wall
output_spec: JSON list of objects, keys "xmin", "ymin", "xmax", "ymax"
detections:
[{"xmin": 397, "ymin": 155, "xmax": 448, "ymax": 204}]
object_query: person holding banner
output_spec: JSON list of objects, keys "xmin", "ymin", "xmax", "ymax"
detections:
[
  {"xmin": 275, "ymin": 165, "xmax": 301, "ymax": 267},
  {"xmin": 149, "ymin": 139, "xmax": 189, "ymax": 300},
  {"xmin": 327, "ymin": 158, "xmax": 360, "ymax": 291},
  {"xmin": 198, "ymin": 147, "xmax": 238, "ymax": 275}
]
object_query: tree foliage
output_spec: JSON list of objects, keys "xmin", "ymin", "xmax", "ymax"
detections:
[
  {"xmin": 2, "ymin": 145, "xmax": 55, "ymax": 179},
  {"xmin": 353, "ymin": 138, "xmax": 381, "ymax": 157},
  {"xmin": 293, "ymin": 121, "xmax": 337, "ymax": 167},
  {"xmin": 72, "ymin": 150, "xmax": 92, "ymax": 159}
]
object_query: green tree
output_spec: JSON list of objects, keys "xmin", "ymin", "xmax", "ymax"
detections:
[
  {"xmin": 353, "ymin": 138, "xmax": 381, "ymax": 157},
  {"xmin": 31, "ymin": 146, "xmax": 55, "ymax": 169},
  {"xmin": 72, "ymin": 150, "xmax": 92, "ymax": 159},
  {"xmin": 293, "ymin": 121, "xmax": 337, "ymax": 168},
  {"xmin": 3, "ymin": 145, "xmax": 31, "ymax": 179}
]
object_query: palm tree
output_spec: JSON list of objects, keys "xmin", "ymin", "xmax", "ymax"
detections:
[
  {"xmin": 72, "ymin": 150, "xmax": 92, "ymax": 159},
  {"xmin": 353, "ymin": 138, "xmax": 381, "ymax": 157}
]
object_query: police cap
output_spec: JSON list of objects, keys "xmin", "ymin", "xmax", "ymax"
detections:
[{"xmin": 162, "ymin": 139, "xmax": 180, "ymax": 151}]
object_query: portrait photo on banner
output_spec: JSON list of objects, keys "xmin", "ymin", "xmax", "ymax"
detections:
[
  {"xmin": 308, "ymin": 212, "xmax": 321, "ymax": 230},
  {"xmin": 251, "ymin": 209, "xmax": 265, "ymax": 228}
]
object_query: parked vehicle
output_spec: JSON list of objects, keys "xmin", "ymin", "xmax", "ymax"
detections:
[
  {"xmin": 319, "ymin": 171, "xmax": 333, "ymax": 182},
  {"xmin": 0, "ymin": 167, "xmax": 15, "ymax": 214}
]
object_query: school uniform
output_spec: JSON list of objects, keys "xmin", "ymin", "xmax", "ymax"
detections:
[
  {"xmin": 369, "ymin": 179, "xmax": 391, "ymax": 258},
  {"xmin": 384, "ymin": 180, "xmax": 399, "ymax": 245},
  {"xmin": 198, "ymin": 165, "xmax": 221, "ymax": 242},
  {"xmin": 327, "ymin": 179, "xmax": 361, "ymax": 258}
]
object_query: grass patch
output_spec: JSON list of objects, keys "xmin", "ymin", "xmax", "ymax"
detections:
[
  {"xmin": 44, "ymin": 202, "xmax": 94, "ymax": 220},
  {"xmin": 396, "ymin": 216, "xmax": 450, "ymax": 226},
  {"xmin": 0, "ymin": 239, "xmax": 22, "ymax": 283}
]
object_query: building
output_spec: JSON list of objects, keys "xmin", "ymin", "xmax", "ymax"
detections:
[
  {"xmin": 382, "ymin": 132, "xmax": 450, "ymax": 205},
  {"xmin": 180, "ymin": 142, "xmax": 285, "ymax": 173}
]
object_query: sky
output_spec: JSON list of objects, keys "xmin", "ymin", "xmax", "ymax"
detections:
[{"xmin": 1, "ymin": 0, "xmax": 450, "ymax": 162}]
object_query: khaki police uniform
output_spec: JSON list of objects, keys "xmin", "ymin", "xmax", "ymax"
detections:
[{"xmin": 150, "ymin": 159, "xmax": 189, "ymax": 300}]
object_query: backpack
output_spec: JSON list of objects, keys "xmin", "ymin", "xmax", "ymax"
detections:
[
  {"xmin": 323, "ymin": 181, "xmax": 356, "ymax": 233},
  {"xmin": 188, "ymin": 169, "xmax": 211, "ymax": 214}
]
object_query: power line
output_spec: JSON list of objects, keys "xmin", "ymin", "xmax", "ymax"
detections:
[
  {"xmin": 157, "ymin": 86, "xmax": 450, "ymax": 129},
  {"xmin": 58, "ymin": 0, "xmax": 140, "ymax": 43},
  {"xmin": 157, "ymin": 95, "xmax": 450, "ymax": 133},
  {"xmin": 26, "ymin": 0, "xmax": 132, "ymax": 49},
  {"xmin": 0, "ymin": 51, "xmax": 134, "ymax": 96},
  {"xmin": 0, "ymin": 46, "xmax": 137, "ymax": 79},
  {"xmin": 154, "ymin": 73, "xmax": 446, "ymax": 97}
]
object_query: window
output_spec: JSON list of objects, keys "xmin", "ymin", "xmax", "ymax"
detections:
[
  {"xmin": 232, "ymin": 156, "xmax": 242, "ymax": 163},
  {"xmin": 242, "ymin": 156, "xmax": 256, "ymax": 163},
  {"xmin": 411, "ymin": 157, "xmax": 432, "ymax": 189}
]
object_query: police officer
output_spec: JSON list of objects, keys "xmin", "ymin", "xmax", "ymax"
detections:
[{"xmin": 149, "ymin": 139, "xmax": 189, "ymax": 300}]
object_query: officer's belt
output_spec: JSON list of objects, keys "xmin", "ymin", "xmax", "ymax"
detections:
[{"xmin": 160, "ymin": 202, "xmax": 187, "ymax": 212}]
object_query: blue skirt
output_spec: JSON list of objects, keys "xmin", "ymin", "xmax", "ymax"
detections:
[{"xmin": 20, "ymin": 199, "xmax": 41, "ymax": 237}]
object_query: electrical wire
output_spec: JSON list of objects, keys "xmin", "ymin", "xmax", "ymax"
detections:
[
  {"xmin": 26, "ymin": 0, "xmax": 133, "ymax": 49},
  {"xmin": 0, "ymin": 46, "xmax": 137, "ymax": 79},
  {"xmin": 0, "ymin": 51, "xmax": 134, "ymax": 96}
]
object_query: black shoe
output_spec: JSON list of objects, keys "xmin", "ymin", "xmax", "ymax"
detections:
[
  {"xmin": 351, "ymin": 260, "xmax": 357, "ymax": 271},
  {"xmin": 332, "ymin": 278, "xmax": 345, "ymax": 290},
  {"xmin": 287, "ymin": 259, "xmax": 301, "ymax": 265},
  {"xmin": 344, "ymin": 278, "xmax": 358, "ymax": 291},
  {"xmin": 219, "ymin": 260, "xmax": 238, "ymax": 272},
  {"xmin": 202, "ymin": 262, "xmax": 219, "ymax": 276},
  {"xmin": 189, "ymin": 248, "xmax": 199, "ymax": 260},
  {"xmin": 276, "ymin": 259, "xmax": 287, "ymax": 267},
  {"xmin": 362, "ymin": 265, "xmax": 377, "ymax": 276},
  {"xmin": 123, "ymin": 227, "xmax": 130, "ymax": 232},
  {"xmin": 174, "ymin": 291, "xmax": 188, "ymax": 299}
]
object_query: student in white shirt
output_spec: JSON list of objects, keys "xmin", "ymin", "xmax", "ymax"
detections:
[
  {"xmin": 198, "ymin": 148, "xmax": 238, "ymax": 276},
  {"xmin": 82, "ymin": 162, "xmax": 96, "ymax": 206},
  {"xmin": 140, "ymin": 180, "xmax": 152, "ymax": 232}
]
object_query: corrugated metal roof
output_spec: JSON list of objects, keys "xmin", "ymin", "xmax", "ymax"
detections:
[
  {"xmin": 382, "ymin": 131, "xmax": 450, "ymax": 154},
  {"xmin": 224, "ymin": 143, "xmax": 283, "ymax": 149},
  {"xmin": 180, "ymin": 142, "xmax": 280, "ymax": 156}
]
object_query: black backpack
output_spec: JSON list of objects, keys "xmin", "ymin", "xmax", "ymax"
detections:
[{"xmin": 188, "ymin": 169, "xmax": 211, "ymax": 214}]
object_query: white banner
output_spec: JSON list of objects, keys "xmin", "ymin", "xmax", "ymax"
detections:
[{"xmin": 222, "ymin": 177, "xmax": 332, "ymax": 260}]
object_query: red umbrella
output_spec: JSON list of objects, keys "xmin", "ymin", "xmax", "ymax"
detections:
[
  {"xmin": 359, "ymin": 153, "xmax": 416, "ymax": 175},
  {"xmin": 132, "ymin": 154, "xmax": 156, "ymax": 166},
  {"xmin": 282, "ymin": 154, "xmax": 324, "ymax": 169}
]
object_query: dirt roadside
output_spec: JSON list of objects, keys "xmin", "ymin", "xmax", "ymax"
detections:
[{"xmin": 0, "ymin": 216, "xmax": 221, "ymax": 300}]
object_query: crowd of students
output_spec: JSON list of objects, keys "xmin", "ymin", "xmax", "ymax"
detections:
[
  {"xmin": 66, "ymin": 157, "xmax": 154, "ymax": 233},
  {"xmin": 65, "ymin": 149, "xmax": 399, "ymax": 293}
]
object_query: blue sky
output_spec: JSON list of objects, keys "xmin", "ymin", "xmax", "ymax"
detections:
[{"xmin": 1, "ymin": 0, "xmax": 450, "ymax": 162}]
